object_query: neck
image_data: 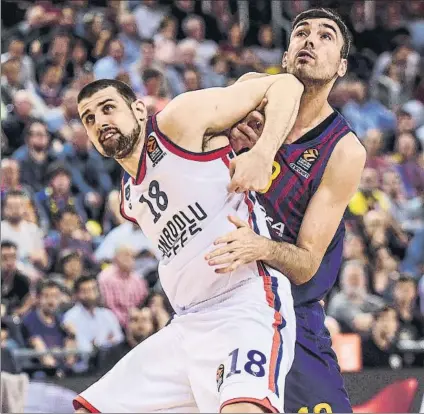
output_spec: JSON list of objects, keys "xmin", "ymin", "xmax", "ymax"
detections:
[
  {"xmin": 286, "ymin": 82, "xmax": 334, "ymax": 143},
  {"xmin": 116, "ymin": 129, "xmax": 146, "ymax": 178},
  {"xmin": 38, "ymin": 308, "xmax": 54, "ymax": 324}
]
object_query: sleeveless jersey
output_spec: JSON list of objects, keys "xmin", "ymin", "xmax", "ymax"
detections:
[
  {"xmin": 120, "ymin": 115, "xmax": 283, "ymax": 313},
  {"xmin": 257, "ymin": 110, "xmax": 352, "ymax": 306}
]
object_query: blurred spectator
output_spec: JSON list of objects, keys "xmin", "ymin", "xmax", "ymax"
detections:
[
  {"xmin": 401, "ymin": 229, "xmax": 424, "ymax": 278},
  {"xmin": 101, "ymin": 190, "xmax": 126, "ymax": 235},
  {"xmin": 342, "ymin": 79, "xmax": 397, "ymax": 139},
  {"xmin": 361, "ymin": 306, "xmax": 400, "ymax": 368},
  {"xmin": 98, "ymin": 246, "xmax": 149, "ymax": 328},
  {"xmin": 43, "ymin": 88, "xmax": 80, "ymax": 139},
  {"xmin": 21, "ymin": 279, "xmax": 77, "ymax": 372},
  {"xmin": 44, "ymin": 207, "xmax": 96, "ymax": 273},
  {"xmin": 0, "ymin": 158, "xmax": 33, "ymax": 203},
  {"xmin": 93, "ymin": 38, "xmax": 128, "ymax": 81},
  {"xmin": 1, "ymin": 241, "xmax": 34, "ymax": 318},
  {"xmin": 348, "ymin": 168, "xmax": 390, "ymax": 216},
  {"xmin": 1, "ymin": 57, "xmax": 26, "ymax": 105},
  {"xmin": 154, "ymin": 16, "xmax": 178, "ymax": 65},
  {"xmin": 12, "ymin": 120, "xmax": 57, "ymax": 193},
  {"xmin": 343, "ymin": 232, "xmax": 370, "ymax": 267},
  {"xmin": 142, "ymin": 68, "xmax": 170, "ymax": 111},
  {"xmin": 206, "ymin": 55, "xmax": 229, "ymax": 88},
  {"xmin": 1, "ymin": 37, "xmax": 36, "ymax": 87},
  {"xmin": 363, "ymin": 129, "xmax": 392, "ymax": 179},
  {"xmin": 35, "ymin": 161, "xmax": 87, "ymax": 231},
  {"xmin": 220, "ymin": 22, "xmax": 245, "ymax": 72},
  {"xmin": 390, "ymin": 131, "xmax": 424, "ymax": 199},
  {"xmin": 251, "ymin": 24, "xmax": 283, "ymax": 68},
  {"xmin": 143, "ymin": 292, "xmax": 172, "ymax": 330},
  {"xmin": 182, "ymin": 15, "xmax": 218, "ymax": 68},
  {"xmin": 328, "ymin": 260, "xmax": 385, "ymax": 335},
  {"xmin": 63, "ymin": 275, "xmax": 123, "ymax": 354},
  {"xmin": 57, "ymin": 122, "xmax": 112, "ymax": 219},
  {"xmin": 57, "ymin": 250, "xmax": 85, "ymax": 292},
  {"xmin": 182, "ymin": 67, "xmax": 201, "ymax": 92},
  {"xmin": 392, "ymin": 276, "xmax": 424, "ymax": 343},
  {"xmin": 1, "ymin": 190, "xmax": 48, "ymax": 275},
  {"xmin": 70, "ymin": 39, "xmax": 93, "ymax": 79},
  {"xmin": 35, "ymin": 64, "xmax": 65, "ymax": 108},
  {"xmin": 95, "ymin": 306, "xmax": 156, "ymax": 375},
  {"xmin": 134, "ymin": 0, "xmax": 167, "ymax": 41},
  {"xmin": 2, "ymin": 90, "xmax": 40, "ymax": 155},
  {"xmin": 372, "ymin": 246, "xmax": 400, "ymax": 300},
  {"xmin": 117, "ymin": 13, "xmax": 142, "ymax": 69}
]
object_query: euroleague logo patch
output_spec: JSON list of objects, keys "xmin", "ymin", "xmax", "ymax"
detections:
[
  {"xmin": 216, "ymin": 364, "xmax": 224, "ymax": 392},
  {"xmin": 146, "ymin": 134, "xmax": 166, "ymax": 166},
  {"xmin": 289, "ymin": 148, "xmax": 320, "ymax": 179}
]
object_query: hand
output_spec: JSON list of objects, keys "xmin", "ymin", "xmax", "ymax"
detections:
[
  {"xmin": 228, "ymin": 147, "xmax": 273, "ymax": 193},
  {"xmin": 229, "ymin": 98, "xmax": 266, "ymax": 153},
  {"xmin": 205, "ymin": 215, "xmax": 269, "ymax": 274}
]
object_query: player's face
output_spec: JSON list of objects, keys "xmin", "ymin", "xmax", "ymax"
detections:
[
  {"xmin": 78, "ymin": 87, "xmax": 145, "ymax": 159},
  {"xmin": 283, "ymin": 18, "xmax": 347, "ymax": 87}
]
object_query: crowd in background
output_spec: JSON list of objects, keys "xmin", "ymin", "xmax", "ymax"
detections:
[{"xmin": 1, "ymin": 0, "xmax": 423, "ymax": 380}]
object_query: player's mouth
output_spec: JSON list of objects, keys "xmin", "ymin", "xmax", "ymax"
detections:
[
  {"xmin": 296, "ymin": 50, "xmax": 316, "ymax": 61},
  {"xmin": 100, "ymin": 129, "xmax": 119, "ymax": 144}
]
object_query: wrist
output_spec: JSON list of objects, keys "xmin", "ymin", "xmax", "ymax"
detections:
[{"xmin": 261, "ymin": 237, "xmax": 276, "ymax": 262}]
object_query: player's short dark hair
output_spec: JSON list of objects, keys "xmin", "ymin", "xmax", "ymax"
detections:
[
  {"xmin": 77, "ymin": 79, "xmax": 137, "ymax": 108},
  {"xmin": 291, "ymin": 8, "xmax": 352, "ymax": 59},
  {"xmin": 74, "ymin": 274, "xmax": 97, "ymax": 294},
  {"xmin": 1, "ymin": 240, "xmax": 18, "ymax": 251}
]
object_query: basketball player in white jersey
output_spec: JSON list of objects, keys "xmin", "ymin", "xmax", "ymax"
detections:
[{"xmin": 74, "ymin": 75, "xmax": 303, "ymax": 413}]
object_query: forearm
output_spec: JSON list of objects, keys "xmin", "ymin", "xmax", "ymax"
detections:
[
  {"xmin": 14, "ymin": 294, "xmax": 34, "ymax": 317},
  {"xmin": 254, "ymin": 77, "xmax": 302, "ymax": 157},
  {"xmin": 263, "ymin": 238, "xmax": 320, "ymax": 285}
]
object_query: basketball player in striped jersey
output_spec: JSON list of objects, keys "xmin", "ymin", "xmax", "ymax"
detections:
[
  {"xmin": 207, "ymin": 8, "xmax": 366, "ymax": 413},
  {"xmin": 73, "ymin": 73, "xmax": 305, "ymax": 413}
]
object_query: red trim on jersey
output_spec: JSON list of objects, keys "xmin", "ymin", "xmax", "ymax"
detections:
[
  {"xmin": 220, "ymin": 397, "xmax": 278, "ymax": 413},
  {"xmin": 221, "ymin": 154, "xmax": 230, "ymax": 168},
  {"xmin": 119, "ymin": 177, "xmax": 138, "ymax": 224},
  {"xmin": 152, "ymin": 114, "xmax": 232, "ymax": 161},
  {"xmin": 73, "ymin": 396, "xmax": 101, "ymax": 413},
  {"xmin": 242, "ymin": 193, "xmax": 283, "ymax": 396}
]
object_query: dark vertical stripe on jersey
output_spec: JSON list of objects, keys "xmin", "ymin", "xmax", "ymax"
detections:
[{"xmin": 119, "ymin": 176, "xmax": 138, "ymax": 224}]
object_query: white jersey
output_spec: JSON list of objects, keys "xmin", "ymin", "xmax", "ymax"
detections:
[{"xmin": 120, "ymin": 115, "xmax": 285, "ymax": 313}]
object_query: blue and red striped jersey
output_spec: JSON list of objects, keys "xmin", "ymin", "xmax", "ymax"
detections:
[{"xmin": 257, "ymin": 110, "xmax": 352, "ymax": 306}]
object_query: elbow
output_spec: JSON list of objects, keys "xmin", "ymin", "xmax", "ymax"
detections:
[
  {"xmin": 292, "ymin": 255, "xmax": 320, "ymax": 286},
  {"xmin": 279, "ymin": 73, "xmax": 305, "ymax": 95}
]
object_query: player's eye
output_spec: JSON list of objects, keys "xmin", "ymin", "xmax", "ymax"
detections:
[
  {"xmin": 296, "ymin": 31, "xmax": 307, "ymax": 37},
  {"xmin": 86, "ymin": 114, "xmax": 95, "ymax": 125},
  {"xmin": 321, "ymin": 33, "xmax": 333, "ymax": 41},
  {"xmin": 103, "ymin": 104, "xmax": 114, "ymax": 113}
]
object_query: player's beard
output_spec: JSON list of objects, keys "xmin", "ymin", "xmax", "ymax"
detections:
[
  {"xmin": 100, "ymin": 122, "xmax": 141, "ymax": 160},
  {"xmin": 286, "ymin": 60, "xmax": 338, "ymax": 88}
]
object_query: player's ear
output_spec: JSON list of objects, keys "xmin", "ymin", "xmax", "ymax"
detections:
[
  {"xmin": 132, "ymin": 99, "xmax": 147, "ymax": 124},
  {"xmin": 281, "ymin": 52, "xmax": 288, "ymax": 69},
  {"xmin": 337, "ymin": 58, "xmax": 347, "ymax": 78}
]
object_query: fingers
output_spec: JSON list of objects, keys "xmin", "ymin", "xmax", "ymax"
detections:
[
  {"xmin": 227, "ymin": 215, "xmax": 249, "ymax": 229},
  {"xmin": 205, "ymin": 244, "xmax": 234, "ymax": 260},
  {"xmin": 208, "ymin": 252, "xmax": 238, "ymax": 266},
  {"xmin": 237, "ymin": 124, "xmax": 259, "ymax": 143},
  {"xmin": 214, "ymin": 259, "xmax": 244, "ymax": 274}
]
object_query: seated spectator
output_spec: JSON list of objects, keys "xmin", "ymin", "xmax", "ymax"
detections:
[
  {"xmin": 142, "ymin": 291, "xmax": 173, "ymax": 330},
  {"xmin": 392, "ymin": 276, "xmax": 424, "ymax": 343},
  {"xmin": 44, "ymin": 207, "xmax": 97, "ymax": 273},
  {"xmin": 1, "ymin": 57, "xmax": 26, "ymax": 105},
  {"xmin": 348, "ymin": 168, "xmax": 390, "ymax": 216},
  {"xmin": 1, "ymin": 90, "xmax": 39, "ymax": 155},
  {"xmin": 35, "ymin": 161, "xmax": 87, "ymax": 231},
  {"xmin": 101, "ymin": 190, "xmax": 126, "ymax": 235},
  {"xmin": 93, "ymin": 39, "xmax": 128, "ymax": 81},
  {"xmin": 134, "ymin": 0, "xmax": 167, "ymax": 41},
  {"xmin": 363, "ymin": 129, "xmax": 392, "ymax": 180},
  {"xmin": 1, "ymin": 241, "xmax": 34, "ymax": 318},
  {"xmin": 57, "ymin": 122, "xmax": 112, "ymax": 220},
  {"xmin": 182, "ymin": 67, "xmax": 202, "ymax": 92},
  {"xmin": 361, "ymin": 306, "xmax": 400, "ymax": 368},
  {"xmin": 251, "ymin": 24, "xmax": 283, "ymax": 68},
  {"xmin": 371, "ymin": 246, "xmax": 400, "ymax": 300},
  {"xmin": 42, "ymin": 88, "xmax": 80, "ymax": 139},
  {"xmin": 141, "ymin": 68, "xmax": 170, "ymax": 112},
  {"xmin": 21, "ymin": 280, "xmax": 77, "ymax": 372},
  {"xmin": 35, "ymin": 64, "xmax": 65, "ymax": 108},
  {"xmin": 342, "ymin": 79, "xmax": 396, "ymax": 139},
  {"xmin": 204, "ymin": 55, "xmax": 229, "ymax": 88},
  {"xmin": 57, "ymin": 249, "xmax": 85, "ymax": 292},
  {"xmin": 154, "ymin": 16, "xmax": 178, "ymax": 65},
  {"xmin": 327, "ymin": 260, "xmax": 385, "ymax": 335},
  {"xmin": 12, "ymin": 120, "xmax": 57, "ymax": 193},
  {"xmin": 98, "ymin": 246, "xmax": 149, "ymax": 328},
  {"xmin": 1, "ymin": 190, "xmax": 48, "ymax": 278},
  {"xmin": 0, "ymin": 158, "xmax": 33, "ymax": 203},
  {"xmin": 117, "ymin": 13, "xmax": 142, "ymax": 69},
  {"xmin": 95, "ymin": 306, "xmax": 156, "ymax": 375},
  {"xmin": 63, "ymin": 275, "xmax": 123, "ymax": 354},
  {"xmin": 343, "ymin": 232, "xmax": 369, "ymax": 266},
  {"xmin": 390, "ymin": 131, "xmax": 424, "ymax": 199}
]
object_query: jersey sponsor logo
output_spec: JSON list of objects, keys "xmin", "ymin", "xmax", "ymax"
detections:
[
  {"xmin": 146, "ymin": 134, "xmax": 166, "ymax": 166},
  {"xmin": 258, "ymin": 204, "xmax": 285, "ymax": 238},
  {"xmin": 289, "ymin": 148, "xmax": 320, "ymax": 179},
  {"xmin": 216, "ymin": 364, "xmax": 224, "ymax": 391},
  {"xmin": 157, "ymin": 202, "xmax": 208, "ymax": 260}
]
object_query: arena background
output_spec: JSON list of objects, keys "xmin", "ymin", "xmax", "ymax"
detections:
[{"xmin": 1, "ymin": 0, "xmax": 423, "ymax": 412}]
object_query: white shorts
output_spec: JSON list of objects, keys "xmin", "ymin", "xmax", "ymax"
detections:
[{"xmin": 74, "ymin": 270, "xmax": 296, "ymax": 413}]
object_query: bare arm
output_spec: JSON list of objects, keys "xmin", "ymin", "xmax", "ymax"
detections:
[
  {"xmin": 263, "ymin": 133, "xmax": 366, "ymax": 284},
  {"xmin": 13, "ymin": 294, "xmax": 35, "ymax": 318},
  {"xmin": 157, "ymin": 74, "xmax": 304, "ymax": 155}
]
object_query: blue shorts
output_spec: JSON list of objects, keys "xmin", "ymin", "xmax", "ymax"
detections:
[{"xmin": 284, "ymin": 303, "xmax": 352, "ymax": 413}]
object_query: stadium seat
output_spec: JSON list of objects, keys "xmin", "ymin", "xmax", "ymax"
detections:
[{"xmin": 352, "ymin": 378, "xmax": 419, "ymax": 413}]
